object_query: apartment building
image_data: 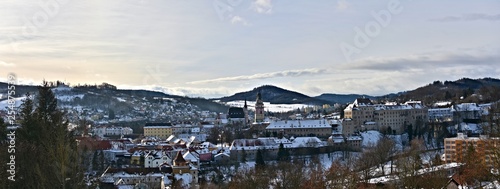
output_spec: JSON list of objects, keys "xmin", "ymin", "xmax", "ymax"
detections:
[
  {"xmin": 428, "ymin": 108, "xmax": 453, "ymax": 122},
  {"xmin": 93, "ymin": 126, "xmax": 134, "ymax": 137},
  {"xmin": 443, "ymin": 133, "xmax": 500, "ymax": 167},
  {"xmin": 343, "ymin": 98, "xmax": 427, "ymax": 135},
  {"xmin": 144, "ymin": 123, "xmax": 173, "ymax": 139},
  {"xmin": 265, "ymin": 119, "xmax": 334, "ymax": 138}
]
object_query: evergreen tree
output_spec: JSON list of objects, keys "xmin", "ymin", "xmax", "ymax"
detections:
[
  {"xmin": 255, "ymin": 149, "xmax": 265, "ymax": 168},
  {"xmin": 0, "ymin": 117, "xmax": 14, "ymax": 189},
  {"xmin": 92, "ymin": 150, "xmax": 99, "ymax": 172},
  {"xmin": 140, "ymin": 153, "xmax": 145, "ymax": 167},
  {"xmin": 241, "ymin": 148, "xmax": 247, "ymax": 163},
  {"xmin": 108, "ymin": 109, "xmax": 115, "ymax": 120},
  {"xmin": 0, "ymin": 117, "xmax": 6, "ymax": 140},
  {"xmin": 277, "ymin": 143, "xmax": 290, "ymax": 162},
  {"xmin": 99, "ymin": 150, "xmax": 106, "ymax": 173},
  {"xmin": 15, "ymin": 81, "xmax": 85, "ymax": 189}
]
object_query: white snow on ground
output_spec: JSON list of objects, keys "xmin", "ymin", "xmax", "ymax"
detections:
[
  {"xmin": 0, "ymin": 96, "xmax": 26, "ymax": 111},
  {"xmin": 457, "ymin": 122, "xmax": 482, "ymax": 134},
  {"xmin": 115, "ymin": 97, "xmax": 126, "ymax": 102},
  {"xmin": 361, "ymin": 130, "xmax": 382, "ymax": 147},
  {"xmin": 174, "ymin": 173, "xmax": 192, "ymax": 187},
  {"xmin": 387, "ymin": 134, "xmax": 407, "ymax": 151},
  {"xmin": 51, "ymin": 86, "xmax": 72, "ymax": 92},
  {"xmin": 368, "ymin": 163, "xmax": 462, "ymax": 184},
  {"xmin": 484, "ymin": 181, "xmax": 500, "ymax": 189},
  {"xmin": 225, "ymin": 100, "xmax": 314, "ymax": 113},
  {"xmin": 56, "ymin": 94, "xmax": 85, "ymax": 102}
]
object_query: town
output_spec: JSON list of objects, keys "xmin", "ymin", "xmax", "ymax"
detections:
[
  {"xmin": 1, "ymin": 1, "xmax": 499, "ymax": 188},
  {"xmin": 1, "ymin": 79, "xmax": 500, "ymax": 188}
]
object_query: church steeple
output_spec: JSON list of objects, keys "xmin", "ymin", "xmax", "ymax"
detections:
[
  {"xmin": 243, "ymin": 99, "xmax": 249, "ymax": 125},
  {"xmin": 255, "ymin": 91, "xmax": 265, "ymax": 123},
  {"xmin": 256, "ymin": 91, "xmax": 262, "ymax": 101}
]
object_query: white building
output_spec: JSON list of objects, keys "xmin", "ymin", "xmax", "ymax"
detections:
[
  {"xmin": 93, "ymin": 126, "xmax": 134, "ymax": 137},
  {"xmin": 428, "ymin": 107, "xmax": 453, "ymax": 122},
  {"xmin": 144, "ymin": 150, "xmax": 173, "ymax": 168}
]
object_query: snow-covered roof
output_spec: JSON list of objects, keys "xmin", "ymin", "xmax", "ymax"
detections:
[
  {"xmin": 374, "ymin": 103, "xmax": 424, "ymax": 111},
  {"xmin": 144, "ymin": 126, "xmax": 172, "ymax": 129},
  {"xmin": 328, "ymin": 135, "xmax": 345, "ymax": 143},
  {"xmin": 266, "ymin": 119, "xmax": 331, "ymax": 129},
  {"xmin": 434, "ymin": 101, "xmax": 452, "ymax": 107},
  {"xmin": 183, "ymin": 151, "xmax": 199, "ymax": 162},
  {"xmin": 457, "ymin": 122, "xmax": 481, "ymax": 134},
  {"xmin": 230, "ymin": 138, "xmax": 279, "ymax": 150},
  {"xmin": 452, "ymin": 103, "xmax": 481, "ymax": 112},
  {"xmin": 346, "ymin": 135, "xmax": 362, "ymax": 141}
]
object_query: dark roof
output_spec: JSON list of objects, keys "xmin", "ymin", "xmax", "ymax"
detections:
[
  {"xmin": 228, "ymin": 107, "xmax": 245, "ymax": 119},
  {"xmin": 355, "ymin": 98, "xmax": 373, "ymax": 105},
  {"xmin": 174, "ymin": 151, "xmax": 186, "ymax": 164},
  {"xmin": 145, "ymin": 122, "xmax": 173, "ymax": 126},
  {"xmin": 104, "ymin": 167, "xmax": 168, "ymax": 175}
]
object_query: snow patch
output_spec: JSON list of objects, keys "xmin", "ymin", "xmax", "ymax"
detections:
[
  {"xmin": 226, "ymin": 100, "xmax": 313, "ymax": 112},
  {"xmin": 361, "ymin": 130, "xmax": 382, "ymax": 147},
  {"xmin": 0, "ymin": 96, "xmax": 26, "ymax": 111}
]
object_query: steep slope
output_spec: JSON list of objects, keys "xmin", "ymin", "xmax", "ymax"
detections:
[{"xmin": 395, "ymin": 77, "xmax": 500, "ymax": 104}]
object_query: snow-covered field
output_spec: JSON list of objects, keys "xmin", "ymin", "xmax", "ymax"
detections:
[
  {"xmin": 225, "ymin": 100, "xmax": 314, "ymax": 113},
  {"xmin": 0, "ymin": 96, "xmax": 26, "ymax": 111}
]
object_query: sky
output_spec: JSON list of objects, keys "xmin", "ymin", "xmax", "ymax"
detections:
[{"xmin": 0, "ymin": 0, "xmax": 499, "ymax": 98}]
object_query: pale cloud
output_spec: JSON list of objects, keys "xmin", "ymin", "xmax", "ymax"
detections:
[
  {"xmin": 118, "ymin": 84, "xmax": 235, "ymax": 98},
  {"xmin": 346, "ymin": 51, "xmax": 500, "ymax": 71},
  {"xmin": 188, "ymin": 68, "xmax": 329, "ymax": 84},
  {"xmin": 430, "ymin": 13, "xmax": 500, "ymax": 22},
  {"xmin": 0, "ymin": 61, "xmax": 15, "ymax": 67},
  {"xmin": 252, "ymin": 0, "xmax": 272, "ymax": 14},
  {"xmin": 336, "ymin": 0, "xmax": 349, "ymax": 10},
  {"xmin": 230, "ymin": 15, "xmax": 249, "ymax": 25}
]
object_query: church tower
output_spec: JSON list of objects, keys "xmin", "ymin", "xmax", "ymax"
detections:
[
  {"xmin": 255, "ymin": 91, "xmax": 265, "ymax": 123},
  {"xmin": 243, "ymin": 99, "xmax": 249, "ymax": 125}
]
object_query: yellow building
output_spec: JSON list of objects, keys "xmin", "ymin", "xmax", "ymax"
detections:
[{"xmin": 143, "ymin": 123, "xmax": 173, "ymax": 139}]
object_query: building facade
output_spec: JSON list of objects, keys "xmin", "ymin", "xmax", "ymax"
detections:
[
  {"xmin": 93, "ymin": 126, "xmax": 134, "ymax": 137},
  {"xmin": 443, "ymin": 133, "xmax": 500, "ymax": 167},
  {"xmin": 265, "ymin": 119, "xmax": 333, "ymax": 138},
  {"xmin": 144, "ymin": 123, "xmax": 173, "ymax": 139},
  {"xmin": 343, "ymin": 98, "xmax": 427, "ymax": 135},
  {"xmin": 255, "ymin": 92, "xmax": 265, "ymax": 123}
]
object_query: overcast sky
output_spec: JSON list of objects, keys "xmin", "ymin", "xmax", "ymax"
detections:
[{"xmin": 1, "ymin": 0, "xmax": 499, "ymax": 98}]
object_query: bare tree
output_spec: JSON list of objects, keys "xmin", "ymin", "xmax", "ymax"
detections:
[{"xmin": 373, "ymin": 137, "xmax": 397, "ymax": 176}]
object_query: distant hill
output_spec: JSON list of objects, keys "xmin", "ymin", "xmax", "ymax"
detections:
[
  {"xmin": 0, "ymin": 82, "xmax": 229, "ymax": 113},
  {"xmin": 0, "ymin": 82, "xmax": 38, "ymax": 97},
  {"xmin": 215, "ymin": 85, "xmax": 331, "ymax": 105},
  {"xmin": 394, "ymin": 77, "xmax": 500, "ymax": 105},
  {"xmin": 314, "ymin": 94, "xmax": 375, "ymax": 104}
]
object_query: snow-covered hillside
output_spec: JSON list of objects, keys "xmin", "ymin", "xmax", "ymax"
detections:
[
  {"xmin": 225, "ymin": 100, "xmax": 314, "ymax": 112},
  {"xmin": 0, "ymin": 96, "xmax": 26, "ymax": 111}
]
